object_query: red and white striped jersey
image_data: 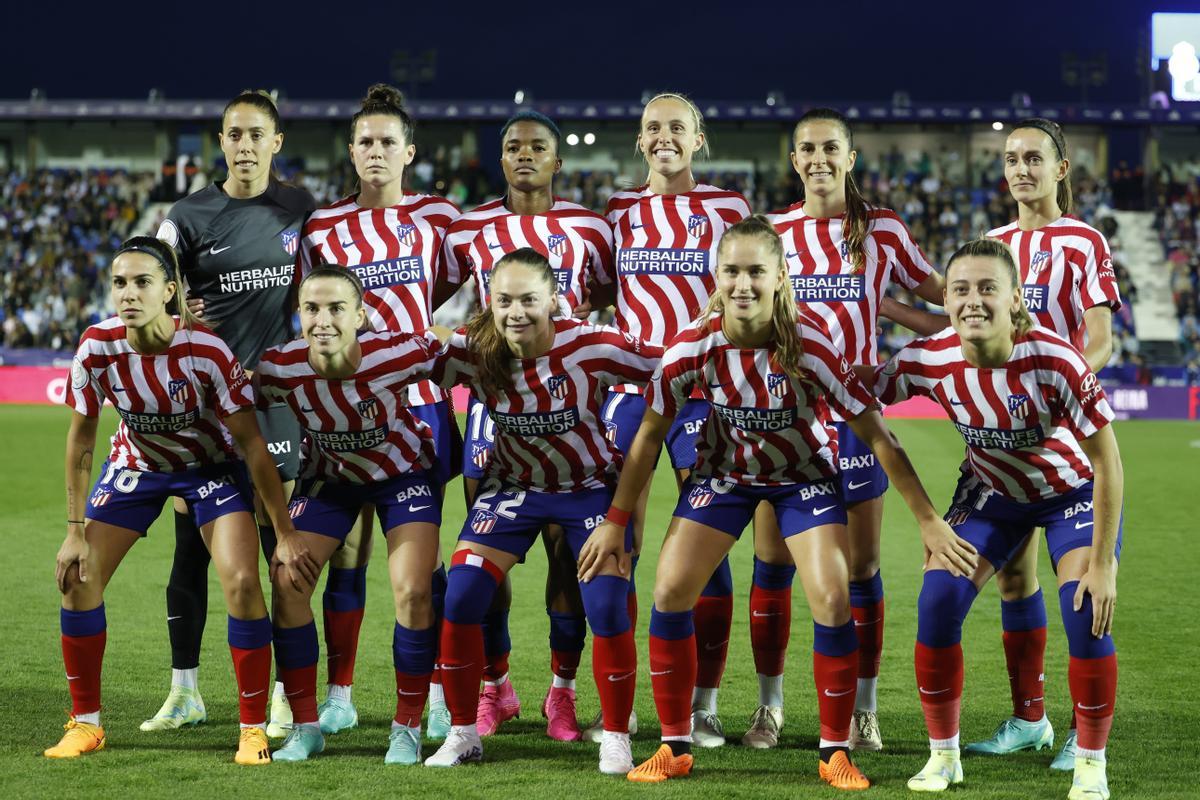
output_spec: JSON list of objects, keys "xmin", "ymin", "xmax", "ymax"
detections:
[
  {"xmin": 872, "ymin": 326, "xmax": 1114, "ymax": 503},
  {"xmin": 430, "ymin": 317, "xmax": 662, "ymax": 492},
  {"xmin": 646, "ymin": 312, "xmax": 875, "ymax": 487},
  {"xmin": 987, "ymin": 216, "xmax": 1121, "ymax": 353},
  {"xmin": 441, "ymin": 197, "xmax": 614, "ymax": 310},
  {"xmin": 254, "ymin": 331, "xmax": 441, "ymax": 484},
  {"xmin": 66, "ymin": 317, "xmax": 252, "ymax": 472},
  {"xmin": 607, "ymin": 185, "xmax": 750, "ymax": 359},
  {"xmin": 769, "ymin": 203, "xmax": 935, "ymax": 366},
  {"xmin": 299, "ymin": 192, "xmax": 459, "ymax": 407}
]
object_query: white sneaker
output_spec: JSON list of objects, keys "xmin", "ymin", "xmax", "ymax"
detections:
[
  {"xmin": 741, "ymin": 705, "xmax": 783, "ymax": 749},
  {"xmin": 266, "ymin": 689, "xmax": 293, "ymax": 739},
  {"xmin": 907, "ymin": 749, "xmax": 964, "ymax": 792},
  {"xmin": 690, "ymin": 708, "xmax": 726, "ymax": 748},
  {"xmin": 424, "ymin": 725, "xmax": 483, "ymax": 767},
  {"xmin": 850, "ymin": 710, "xmax": 884, "ymax": 752},
  {"xmin": 582, "ymin": 709, "xmax": 638, "ymax": 743},
  {"xmin": 598, "ymin": 730, "xmax": 634, "ymax": 775},
  {"xmin": 1068, "ymin": 757, "xmax": 1110, "ymax": 800}
]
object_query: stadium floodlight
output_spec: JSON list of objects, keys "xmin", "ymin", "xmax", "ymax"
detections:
[
  {"xmin": 992, "ymin": 121, "xmax": 1004, "ymax": 131},
  {"xmin": 583, "ymin": 132, "xmax": 596, "ymax": 145},
  {"xmin": 766, "ymin": 90, "xmax": 785, "ymax": 108},
  {"xmin": 566, "ymin": 133, "xmax": 580, "ymax": 146},
  {"xmin": 514, "ymin": 89, "xmax": 531, "ymax": 105}
]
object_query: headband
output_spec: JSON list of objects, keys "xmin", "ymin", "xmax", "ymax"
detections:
[
  {"xmin": 1015, "ymin": 119, "xmax": 1064, "ymax": 160},
  {"xmin": 114, "ymin": 243, "xmax": 174, "ymax": 281}
]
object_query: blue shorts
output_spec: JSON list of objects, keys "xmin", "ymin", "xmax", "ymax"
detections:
[
  {"xmin": 288, "ymin": 472, "xmax": 441, "ymax": 541},
  {"xmin": 410, "ymin": 400, "xmax": 463, "ymax": 489},
  {"xmin": 672, "ymin": 474, "xmax": 848, "ymax": 539},
  {"xmin": 461, "ymin": 396, "xmax": 496, "ymax": 481},
  {"xmin": 601, "ymin": 390, "xmax": 708, "ymax": 471},
  {"xmin": 86, "ymin": 460, "xmax": 253, "ymax": 534},
  {"xmin": 833, "ymin": 421, "xmax": 888, "ymax": 503},
  {"xmin": 945, "ymin": 475, "xmax": 1124, "ymax": 571},
  {"xmin": 457, "ymin": 478, "xmax": 634, "ymax": 559}
]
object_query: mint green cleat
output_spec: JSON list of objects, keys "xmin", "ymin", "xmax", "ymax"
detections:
[
  {"xmin": 140, "ymin": 686, "xmax": 207, "ymax": 731},
  {"xmin": 1051, "ymin": 730, "xmax": 1078, "ymax": 771},
  {"xmin": 426, "ymin": 700, "xmax": 451, "ymax": 741},
  {"xmin": 964, "ymin": 716, "xmax": 1054, "ymax": 755},
  {"xmin": 907, "ymin": 749, "xmax": 964, "ymax": 792},
  {"xmin": 272, "ymin": 725, "xmax": 325, "ymax": 762},
  {"xmin": 385, "ymin": 725, "xmax": 423, "ymax": 765},
  {"xmin": 318, "ymin": 697, "xmax": 359, "ymax": 735},
  {"xmin": 1067, "ymin": 756, "xmax": 1109, "ymax": 800}
]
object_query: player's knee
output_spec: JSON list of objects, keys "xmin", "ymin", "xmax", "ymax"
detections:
[
  {"xmin": 995, "ymin": 567, "xmax": 1038, "ymax": 600},
  {"xmin": 224, "ymin": 569, "xmax": 264, "ymax": 614},
  {"xmin": 916, "ymin": 569, "xmax": 978, "ymax": 647},
  {"xmin": 393, "ymin": 583, "xmax": 432, "ymax": 617},
  {"xmin": 848, "ymin": 557, "xmax": 880, "ymax": 583},
  {"xmin": 579, "ymin": 575, "xmax": 630, "ymax": 637},
  {"xmin": 810, "ymin": 582, "xmax": 850, "ymax": 621},
  {"xmin": 1058, "ymin": 582, "xmax": 1116, "ymax": 658}
]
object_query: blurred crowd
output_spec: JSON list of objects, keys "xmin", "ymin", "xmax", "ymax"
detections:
[{"xmin": 1152, "ymin": 159, "xmax": 1200, "ymax": 374}]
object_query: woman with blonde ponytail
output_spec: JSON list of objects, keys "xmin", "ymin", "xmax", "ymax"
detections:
[
  {"xmin": 582, "ymin": 216, "xmax": 956, "ymax": 790},
  {"xmin": 963, "ymin": 117, "xmax": 1124, "ymax": 771}
]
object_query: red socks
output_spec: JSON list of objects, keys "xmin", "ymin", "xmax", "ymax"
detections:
[{"xmin": 914, "ymin": 642, "xmax": 963, "ymax": 741}]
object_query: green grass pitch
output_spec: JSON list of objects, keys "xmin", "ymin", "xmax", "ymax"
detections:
[{"xmin": 1, "ymin": 405, "xmax": 1197, "ymax": 798}]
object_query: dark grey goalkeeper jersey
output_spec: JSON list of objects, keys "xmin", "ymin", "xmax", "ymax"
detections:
[{"xmin": 157, "ymin": 180, "xmax": 316, "ymax": 370}]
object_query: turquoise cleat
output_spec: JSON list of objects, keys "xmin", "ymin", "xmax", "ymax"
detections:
[
  {"xmin": 318, "ymin": 697, "xmax": 359, "ymax": 735},
  {"xmin": 272, "ymin": 725, "xmax": 325, "ymax": 762},
  {"xmin": 964, "ymin": 716, "xmax": 1054, "ymax": 755},
  {"xmin": 385, "ymin": 725, "xmax": 423, "ymax": 765},
  {"xmin": 140, "ymin": 686, "xmax": 207, "ymax": 731},
  {"xmin": 426, "ymin": 700, "xmax": 451, "ymax": 741},
  {"xmin": 1051, "ymin": 729, "xmax": 1079, "ymax": 771}
]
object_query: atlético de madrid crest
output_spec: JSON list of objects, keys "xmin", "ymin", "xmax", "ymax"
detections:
[{"xmin": 280, "ymin": 230, "xmax": 299, "ymax": 256}]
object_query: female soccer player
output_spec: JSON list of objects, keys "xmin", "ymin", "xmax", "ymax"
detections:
[
  {"xmin": 967, "ymin": 119, "xmax": 1122, "ymax": 768},
  {"xmin": 595, "ymin": 92, "xmax": 750, "ymax": 746},
  {"xmin": 766, "ymin": 107, "xmax": 946, "ymax": 751},
  {"xmin": 580, "ymin": 216, "xmax": 971, "ymax": 789},
  {"xmin": 47, "ymin": 236, "xmax": 315, "ymax": 765},
  {"xmin": 149, "ymin": 90, "xmax": 315, "ymax": 735},
  {"xmin": 424, "ymin": 248, "xmax": 659, "ymax": 775},
  {"xmin": 255, "ymin": 267, "xmax": 447, "ymax": 765},
  {"xmin": 437, "ymin": 111, "xmax": 615, "ymax": 742},
  {"xmin": 297, "ymin": 83, "xmax": 461, "ymax": 738},
  {"xmin": 872, "ymin": 238, "xmax": 1120, "ymax": 800}
]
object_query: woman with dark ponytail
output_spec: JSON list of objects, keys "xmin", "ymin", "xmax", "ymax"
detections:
[
  {"xmin": 961, "ymin": 118, "xmax": 1123, "ymax": 771},
  {"xmin": 295, "ymin": 83, "xmax": 462, "ymax": 747},
  {"xmin": 766, "ymin": 107, "xmax": 947, "ymax": 752},
  {"xmin": 147, "ymin": 90, "xmax": 316, "ymax": 737}
]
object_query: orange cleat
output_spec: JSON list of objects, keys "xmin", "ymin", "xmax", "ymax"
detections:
[
  {"xmin": 44, "ymin": 717, "xmax": 106, "ymax": 758},
  {"xmin": 234, "ymin": 726, "xmax": 272, "ymax": 765},
  {"xmin": 627, "ymin": 743, "xmax": 693, "ymax": 783},
  {"xmin": 819, "ymin": 750, "xmax": 870, "ymax": 791}
]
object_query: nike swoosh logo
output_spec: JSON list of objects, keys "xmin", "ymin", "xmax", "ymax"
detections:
[
  {"xmin": 813, "ymin": 505, "xmax": 836, "ymax": 515},
  {"xmin": 214, "ymin": 496, "xmax": 236, "ymax": 506},
  {"xmin": 340, "ymin": 240, "xmax": 355, "ymax": 248},
  {"xmin": 1077, "ymin": 702, "xmax": 1107, "ymax": 711},
  {"xmin": 439, "ymin": 663, "xmax": 473, "ymax": 670},
  {"xmin": 487, "ymin": 242, "xmax": 504, "ymax": 249},
  {"xmin": 209, "ymin": 245, "xmax": 231, "ymax": 255},
  {"xmin": 275, "ymin": 463, "xmax": 285, "ymax": 470},
  {"xmin": 608, "ymin": 672, "xmax": 636, "ymax": 682},
  {"xmin": 823, "ymin": 688, "xmax": 854, "ymax": 697},
  {"xmin": 241, "ymin": 689, "xmax": 265, "ymax": 698},
  {"xmin": 1074, "ymin": 521, "xmax": 1094, "ymax": 529},
  {"xmin": 949, "ymin": 399, "xmax": 965, "ymax": 406},
  {"xmin": 853, "ymin": 618, "xmax": 879, "ymax": 627},
  {"xmin": 847, "ymin": 480, "xmax": 871, "ymax": 490},
  {"xmin": 704, "ymin": 640, "xmax": 729, "ymax": 651},
  {"xmin": 630, "ymin": 223, "xmax": 644, "ymax": 230},
  {"xmin": 785, "ymin": 251, "xmax": 799, "ymax": 259},
  {"xmin": 752, "ymin": 611, "xmax": 781, "ymax": 618},
  {"xmin": 408, "ymin": 504, "xmax": 432, "ymax": 512},
  {"xmin": 300, "ymin": 406, "xmax": 315, "ymax": 412},
  {"xmin": 167, "ymin": 615, "xmax": 183, "ymax": 621},
  {"xmin": 919, "ymin": 687, "xmax": 951, "ymax": 695},
  {"xmin": 649, "ymin": 669, "xmax": 671, "ymax": 676},
  {"xmin": 112, "ymin": 386, "xmax": 126, "ymax": 393},
  {"xmin": 285, "ymin": 689, "xmax": 305, "ymax": 698},
  {"xmin": 397, "ymin": 688, "xmax": 426, "ymax": 695},
  {"xmin": 67, "ymin": 675, "xmax": 81, "ymax": 681}
]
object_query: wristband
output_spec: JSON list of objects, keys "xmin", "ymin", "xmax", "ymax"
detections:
[{"xmin": 606, "ymin": 505, "xmax": 631, "ymax": 528}]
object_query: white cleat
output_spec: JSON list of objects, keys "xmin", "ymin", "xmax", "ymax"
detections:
[
  {"xmin": 598, "ymin": 730, "xmax": 634, "ymax": 775},
  {"xmin": 582, "ymin": 709, "xmax": 638, "ymax": 743},
  {"xmin": 690, "ymin": 709, "xmax": 726, "ymax": 748},
  {"xmin": 1068, "ymin": 757, "xmax": 1110, "ymax": 800},
  {"xmin": 907, "ymin": 749, "xmax": 964, "ymax": 792},
  {"xmin": 424, "ymin": 725, "xmax": 483, "ymax": 767},
  {"xmin": 266, "ymin": 689, "xmax": 293, "ymax": 739},
  {"xmin": 741, "ymin": 705, "xmax": 783, "ymax": 749},
  {"xmin": 850, "ymin": 709, "xmax": 884, "ymax": 752}
]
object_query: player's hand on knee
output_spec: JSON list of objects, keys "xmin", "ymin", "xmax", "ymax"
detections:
[
  {"xmin": 55, "ymin": 534, "xmax": 90, "ymax": 594},
  {"xmin": 919, "ymin": 519, "xmax": 978, "ymax": 578},
  {"xmin": 273, "ymin": 533, "xmax": 319, "ymax": 591},
  {"xmin": 577, "ymin": 522, "xmax": 626, "ymax": 583},
  {"xmin": 1074, "ymin": 563, "xmax": 1117, "ymax": 637}
]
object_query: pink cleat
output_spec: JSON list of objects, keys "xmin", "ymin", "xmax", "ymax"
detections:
[
  {"xmin": 476, "ymin": 678, "xmax": 521, "ymax": 737},
  {"xmin": 542, "ymin": 686, "xmax": 582, "ymax": 742}
]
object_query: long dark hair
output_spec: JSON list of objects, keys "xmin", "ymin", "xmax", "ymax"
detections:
[
  {"xmin": 463, "ymin": 248, "xmax": 558, "ymax": 394},
  {"xmin": 1012, "ymin": 117, "xmax": 1073, "ymax": 215},
  {"xmin": 793, "ymin": 107, "xmax": 869, "ymax": 274}
]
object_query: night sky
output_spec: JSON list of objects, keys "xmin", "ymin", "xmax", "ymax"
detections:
[{"xmin": 4, "ymin": 1, "xmax": 1185, "ymax": 105}]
